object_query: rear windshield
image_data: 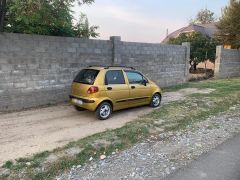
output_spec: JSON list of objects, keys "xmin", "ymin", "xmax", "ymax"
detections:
[{"xmin": 73, "ymin": 69, "xmax": 99, "ymax": 85}]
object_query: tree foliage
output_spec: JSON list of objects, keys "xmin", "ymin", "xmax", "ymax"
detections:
[
  {"xmin": 3, "ymin": 0, "xmax": 99, "ymax": 38},
  {"xmin": 216, "ymin": 0, "xmax": 240, "ymax": 48},
  {"xmin": 75, "ymin": 0, "xmax": 94, "ymax": 5},
  {"xmin": 5, "ymin": 0, "xmax": 73, "ymax": 36},
  {"xmin": 74, "ymin": 13, "xmax": 99, "ymax": 38},
  {"xmin": 168, "ymin": 32, "xmax": 218, "ymax": 67},
  {"xmin": 190, "ymin": 8, "xmax": 216, "ymax": 24}
]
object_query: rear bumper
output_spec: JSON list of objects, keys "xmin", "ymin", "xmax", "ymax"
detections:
[
  {"xmin": 69, "ymin": 95, "xmax": 95, "ymax": 103},
  {"xmin": 69, "ymin": 95, "xmax": 97, "ymax": 111}
]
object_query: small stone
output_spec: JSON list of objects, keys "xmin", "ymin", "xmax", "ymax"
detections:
[
  {"xmin": 100, "ymin": 155, "xmax": 106, "ymax": 160},
  {"xmin": 0, "ymin": 168, "xmax": 10, "ymax": 177},
  {"xmin": 26, "ymin": 162, "xmax": 31, "ymax": 166},
  {"xmin": 89, "ymin": 157, "xmax": 93, "ymax": 161},
  {"xmin": 192, "ymin": 103, "xmax": 198, "ymax": 107},
  {"xmin": 77, "ymin": 165, "xmax": 82, "ymax": 168},
  {"xmin": 112, "ymin": 152, "xmax": 116, "ymax": 155},
  {"xmin": 195, "ymin": 143, "xmax": 202, "ymax": 148},
  {"xmin": 131, "ymin": 172, "xmax": 135, "ymax": 177},
  {"xmin": 165, "ymin": 167, "xmax": 170, "ymax": 174}
]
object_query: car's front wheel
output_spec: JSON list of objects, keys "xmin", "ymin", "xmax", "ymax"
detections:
[
  {"xmin": 96, "ymin": 102, "xmax": 112, "ymax": 120},
  {"xmin": 150, "ymin": 93, "xmax": 161, "ymax": 108}
]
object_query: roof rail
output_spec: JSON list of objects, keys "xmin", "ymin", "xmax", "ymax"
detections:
[
  {"xmin": 105, "ymin": 66, "xmax": 135, "ymax": 70},
  {"xmin": 88, "ymin": 65, "xmax": 135, "ymax": 70}
]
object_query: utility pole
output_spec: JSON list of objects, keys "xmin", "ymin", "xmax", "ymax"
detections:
[{"xmin": 0, "ymin": 0, "xmax": 6, "ymax": 32}]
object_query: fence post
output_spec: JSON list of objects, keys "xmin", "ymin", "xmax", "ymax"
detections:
[
  {"xmin": 214, "ymin": 45, "xmax": 223, "ymax": 78},
  {"xmin": 182, "ymin": 42, "xmax": 190, "ymax": 82},
  {"xmin": 110, "ymin": 36, "xmax": 122, "ymax": 65}
]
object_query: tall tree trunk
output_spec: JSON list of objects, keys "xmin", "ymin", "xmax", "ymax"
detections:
[{"xmin": 0, "ymin": 0, "xmax": 6, "ymax": 32}]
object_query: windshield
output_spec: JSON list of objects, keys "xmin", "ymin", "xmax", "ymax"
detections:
[{"xmin": 73, "ymin": 69, "xmax": 99, "ymax": 85}]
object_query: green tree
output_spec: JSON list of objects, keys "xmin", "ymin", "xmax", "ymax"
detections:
[
  {"xmin": 216, "ymin": 0, "xmax": 240, "ymax": 48},
  {"xmin": 5, "ymin": 0, "xmax": 74, "ymax": 36},
  {"xmin": 190, "ymin": 8, "xmax": 216, "ymax": 24},
  {"xmin": 168, "ymin": 32, "xmax": 218, "ymax": 70},
  {"xmin": 74, "ymin": 13, "xmax": 99, "ymax": 38},
  {"xmin": 2, "ymin": 0, "xmax": 98, "ymax": 38}
]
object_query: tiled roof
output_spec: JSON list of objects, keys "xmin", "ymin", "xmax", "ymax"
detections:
[{"xmin": 161, "ymin": 23, "xmax": 217, "ymax": 44}]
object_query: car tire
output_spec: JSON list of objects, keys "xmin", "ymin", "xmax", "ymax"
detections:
[
  {"xmin": 96, "ymin": 102, "xmax": 112, "ymax": 120},
  {"xmin": 74, "ymin": 105, "xmax": 86, "ymax": 111},
  {"xmin": 150, "ymin": 93, "xmax": 161, "ymax": 108}
]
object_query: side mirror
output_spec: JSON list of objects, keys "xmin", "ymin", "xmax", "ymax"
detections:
[{"xmin": 142, "ymin": 79, "xmax": 147, "ymax": 86}]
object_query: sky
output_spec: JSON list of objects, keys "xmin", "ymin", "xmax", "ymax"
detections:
[{"xmin": 72, "ymin": 0, "xmax": 229, "ymax": 43}]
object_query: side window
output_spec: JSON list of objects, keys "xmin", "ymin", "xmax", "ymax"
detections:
[
  {"xmin": 126, "ymin": 71, "xmax": 145, "ymax": 84},
  {"xmin": 105, "ymin": 70, "xmax": 125, "ymax": 85}
]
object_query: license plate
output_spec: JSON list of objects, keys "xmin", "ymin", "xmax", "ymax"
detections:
[{"xmin": 72, "ymin": 99, "xmax": 83, "ymax": 105}]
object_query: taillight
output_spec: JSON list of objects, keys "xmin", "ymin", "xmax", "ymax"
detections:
[{"xmin": 87, "ymin": 86, "xmax": 99, "ymax": 94}]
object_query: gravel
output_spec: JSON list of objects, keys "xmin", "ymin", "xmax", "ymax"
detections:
[{"xmin": 57, "ymin": 105, "xmax": 240, "ymax": 180}]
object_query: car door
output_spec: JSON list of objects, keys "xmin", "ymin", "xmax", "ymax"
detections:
[
  {"xmin": 105, "ymin": 70, "xmax": 130, "ymax": 110},
  {"xmin": 124, "ymin": 70, "xmax": 152, "ymax": 105}
]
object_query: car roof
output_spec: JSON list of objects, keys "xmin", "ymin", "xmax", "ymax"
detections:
[{"xmin": 86, "ymin": 66, "xmax": 136, "ymax": 71}]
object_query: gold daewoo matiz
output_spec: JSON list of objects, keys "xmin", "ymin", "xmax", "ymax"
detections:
[{"xmin": 70, "ymin": 66, "xmax": 162, "ymax": 120}]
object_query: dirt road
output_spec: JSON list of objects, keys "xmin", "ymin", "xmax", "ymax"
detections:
[
  {"xmin": 0, "ymin": 104, "xmax": 154, "ymax": 165},
  {"xmin": 0, "ymin": 88, "xmax": 214, "ymax": 165}
]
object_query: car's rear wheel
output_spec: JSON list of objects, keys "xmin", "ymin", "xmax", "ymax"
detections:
[
  {"xmin": 150, "ymin": 93, "xmax": 161, "ymax": 108},
  {"xmin": 74, "ymin": 105, "xmax": 86, "ymax": 111},
  {"xmin": 96, "ymin": 102, "xmax": 112, "ymax": 120}
]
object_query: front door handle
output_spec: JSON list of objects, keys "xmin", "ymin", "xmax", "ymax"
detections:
[
  {"xmin": 131, "ymin": 86, "xmax": 136, "ymax": 89},
  {"xmin": 107, "ymin": 87, "xmax": 112, "ymax": 90}
]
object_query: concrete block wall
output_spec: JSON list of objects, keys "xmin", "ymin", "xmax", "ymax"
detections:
[
  {"xmin": 215, "ymin": 46, "xmax": 240, "ymax": 78},
  {"xmin": 0, "ymin": 33, "xmax": 189, "ymax": 112},
  {"xmin": 0, "ymin": 33, "xmax": 112, "ymax": 111},
  {"xmin": 116, "ymin": 38, "xmax": 189, "ymax": 86}
]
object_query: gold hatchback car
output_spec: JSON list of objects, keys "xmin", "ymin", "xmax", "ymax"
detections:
[{"xmin": 70, "ymin": 66, "xmax": 162, "ymax": 120}]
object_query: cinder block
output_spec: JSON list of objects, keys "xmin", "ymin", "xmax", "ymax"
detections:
[
  {"xmin": 0, "ymin": 64, "xmax": 13, "ymax": 72},
  {"xmin": 35, "ymin": 47, "xmax": 46, "ymax": 52},
  {"xmin": 67, "ymin": 48, "xmax": 76, "ymax": 53},
  {"xmin": 14, "ymin": 82, "xmax": 27, "ymax": 88}
]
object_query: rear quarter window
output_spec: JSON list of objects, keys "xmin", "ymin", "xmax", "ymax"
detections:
[
  {"xmin": 74, "ymin": 69, "xmax": 99, "ymax": 85},
  {"xmin": 105, "ymin": 70, "xmax": 125, "ymax": 85}
]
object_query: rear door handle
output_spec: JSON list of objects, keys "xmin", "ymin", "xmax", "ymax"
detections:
[
  {"xmin": 131, "ymin": 86, "xmax": 135, "ymax": 89},
  {"xmin": 107, "ymin": 87, "xmax": 112, "ymax": 90}
]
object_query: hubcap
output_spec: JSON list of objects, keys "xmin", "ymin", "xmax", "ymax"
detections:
[
  {"xmin": 153, "ymin": 95, "xmax": 160, "ymax": 107},
  {"xmin": 100, "ymin": 104, "xmax": 111, "ymax": 118}
]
